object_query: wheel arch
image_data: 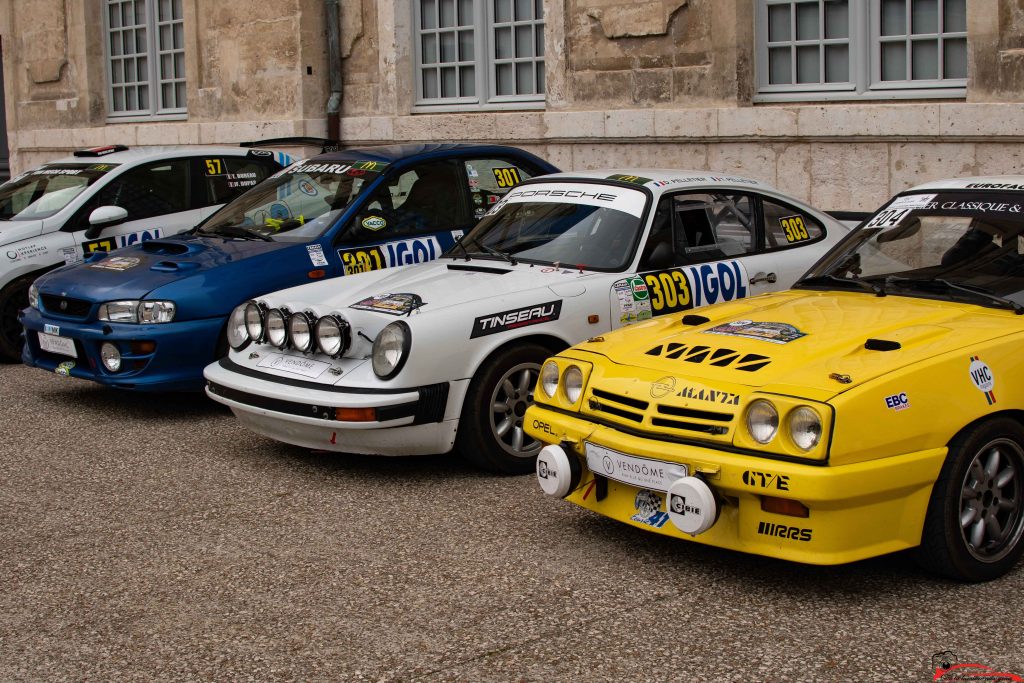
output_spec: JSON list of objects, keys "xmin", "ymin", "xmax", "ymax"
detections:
[
  {"xmin": 946, "ymin": 409, "xmax": 1024, "ymax": 448},
  {"xmin": 468, "ymin": 332, "xmax": 570, "ymax": 382}
]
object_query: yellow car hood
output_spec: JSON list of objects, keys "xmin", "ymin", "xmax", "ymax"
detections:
[{"xmin": 582, "ymin": 290, "xmax": 1017, "ymax": 400}]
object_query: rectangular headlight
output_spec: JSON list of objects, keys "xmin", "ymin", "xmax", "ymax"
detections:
[
  {"xmin": 98, "ymin": 300, "xmax": 139, "ymax": 323},
  {"xmin": 139, "ymin": 301, "xmax": 176, "ymax": 323}
]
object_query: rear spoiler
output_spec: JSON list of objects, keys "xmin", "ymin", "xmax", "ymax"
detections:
[
  {"xmin": 240, "ymin": 137, "xmax": 341, "ymax": 154},
  {"xmin": 826, "ymin": 210, "xmax": 872, "ymax": 227}
]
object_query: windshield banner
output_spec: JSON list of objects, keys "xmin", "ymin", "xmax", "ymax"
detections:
[{"xmin": 489, "ymin": 183, "xmax": 647, "ymax": 218}]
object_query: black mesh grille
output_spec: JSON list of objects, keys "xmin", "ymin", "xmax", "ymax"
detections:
[{"xmin": 40, "ymin": 295, "xmax": 92, "ymax": 318}]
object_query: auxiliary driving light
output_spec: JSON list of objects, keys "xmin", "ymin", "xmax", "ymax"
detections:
[
  {"xmin": 100, "ymin": 342, "xmax": 122, "ymax": 372},
  {"xmin": 536, "ymin": 444, "xmax": 581, "ymax": 498}
]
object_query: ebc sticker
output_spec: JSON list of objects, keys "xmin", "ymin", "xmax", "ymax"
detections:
[
  {"xmin": 641, "ymin": 260, "xmax": 749, "ymax": 317},
  {"xmin": 471, "ymin": 300, "xmax": 562, "ymax": 338},
  {"xmin": 350, "ymin": 293, "xmax": 425, "ymax": 316},
  {"xmin": 338, "ymin": 236, "xmax": 442, "ymax": 275},
  {"xmin": 704, "ymin": 320, "xmax": 806, "ymax": 344},
  {"xmin": 492, "ymin": 167, "xmax": 522, "ymax": 188},
  {"xmin": 779, "ymin": 215, "xmax": 811, "ymax": 243},
  {"xmin": 89, "ymin": 256, "xmax": 141, "ymax": 272},
  {"xmin": 82, "ymin": 228, "xmax": 163, "ymax": 254},
  {"xmin": 885, "ymin": 392, "xmax": 911, "ymax": 411},
  {"xmin": 969, "ymin": 355, "xmax": 996, "ymax": 405}
]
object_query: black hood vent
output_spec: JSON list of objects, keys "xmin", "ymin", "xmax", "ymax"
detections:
[{"xmin": 645, "ymin": 343, "xmax": 771, "ymax": 372}]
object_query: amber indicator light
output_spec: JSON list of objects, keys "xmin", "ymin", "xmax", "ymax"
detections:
[
  {"xmin": 587, "ymin": 314, "xmax": 600, "ymax": 324},
  {"xmin": 760, "ymin": 496, "xmax": 810, "ymax": 518},
  {"xmin": 335, "ymin": 407, "xmax": 376, "ymax": 422},
  {"xmin": 131, "ymin": 341, "xmax": 156, "ymax": 354},
  {"xmin": 308, "ymin": 269, "xmax": 327, "ymax": 279}
]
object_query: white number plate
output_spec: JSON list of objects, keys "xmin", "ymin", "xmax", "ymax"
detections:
[
  {"xmin": 38, "ymin": 332, "xmax": 77, "ymax": 358},
  {"xmin": 256, "ymin": 353, "xmax": 330, "ymax": 379},
  {"xmin": 584, "ymin": 442, "xmax": 688, "ymax": 492}
]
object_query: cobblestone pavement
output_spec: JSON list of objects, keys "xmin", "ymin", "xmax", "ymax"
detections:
[{"xmin": 1, "ymin": 363, "xmax": 1022, "ymax": 682}]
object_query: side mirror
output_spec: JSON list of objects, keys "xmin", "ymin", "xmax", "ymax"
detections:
[{"xmin": 85, "ymin": 206, "xmax": 129, "ymax": 239}]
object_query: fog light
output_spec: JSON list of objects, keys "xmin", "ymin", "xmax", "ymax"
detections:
[
  {"xmin": 100, "ymin": 342, "xmax": 122, "ymax": 372},
  {"xmin": 536, "ymin": 444, "xmax": 581, "ymax": 497}
]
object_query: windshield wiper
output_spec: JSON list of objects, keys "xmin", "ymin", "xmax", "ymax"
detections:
[
  {"xmin": 446, "ymin": 236, "xmax": 472, "ymax": 261},
  {"xmin": 884, "ymin": 276, "xmax": 1024, "ymax": 314},
  {"xmin": 797, "ymin": 274, "xmax": 885, "ymax": 296},
  {"xmin": 478, "ymin": 244, "xmax": 518, "ymax": 266},
  {"xmin": 207, "ymin": 225, "xmax": 272, "ymax": 242}
]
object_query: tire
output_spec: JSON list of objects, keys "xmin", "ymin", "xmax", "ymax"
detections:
[
  {"xmin": 0, "ymin": 276, "xmax": 33, "ymax": 362},
  {"xmin": 915, "ymin": 417, "xmax": 1024, "ymax": 582},
  {"xmin": 456, "ymin": 343, "xmax": 550, "ymax": 474}
]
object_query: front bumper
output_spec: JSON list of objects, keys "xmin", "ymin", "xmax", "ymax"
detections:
[
  {"xmin": 21, "ymin": 306, "xmax": 224, "ymax": 391},
  {"xmin": 204, "ymin": 358, "xmax": 460, "ymax": 456},
  {"xmin": 525, "ymin": 406, "xmax": 948, "ymax": 566}
]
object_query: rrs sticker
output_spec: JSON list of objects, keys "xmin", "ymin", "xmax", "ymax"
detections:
[
  {"xmin": 492, "ymin": 167, "xmax": 521, "ymax": 188},
  {"xmin": 338, "ymin": 236, "xmax": 442, "ymax": 275},
  {"xmin": 779, "ymin": 215, "xmax": 810, "ymax": 243},
  {"xmin": 640, "ymin": 261, "xmax": 749, "ymax": 316},
  {"xmin": 81, "ymin": 228, "xmax": 163, "ymax": 254}
]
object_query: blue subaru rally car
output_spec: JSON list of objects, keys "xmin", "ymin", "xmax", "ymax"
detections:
[{"xmin": 21, "ymin": 144, "xmax": 557, "ymax": 390}]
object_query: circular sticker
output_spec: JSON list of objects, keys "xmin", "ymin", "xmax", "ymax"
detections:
[
  {"xmin": 629, "ymin": 276, "xmax": 648, "ymax": 301},
  {"xmin": 969, "ymin": 358, "xmax": 994, "ymax": 392},
  {"xmin": 666, "ymin": 476, "xmax": 718, "ymax": 535}
]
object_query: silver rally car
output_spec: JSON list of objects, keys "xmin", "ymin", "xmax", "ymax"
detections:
[{"xmin": 204, "ymin": 170, "xmax": 854, "ymax": 473}]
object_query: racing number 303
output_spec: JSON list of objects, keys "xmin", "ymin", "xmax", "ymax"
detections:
[
  {"xmin": 780, "ymin": 215, "xmax": 810, "ymax": 243},
  {"xmin": 644, "ymin": 270, "xmax": 691, "ymax": 314}
]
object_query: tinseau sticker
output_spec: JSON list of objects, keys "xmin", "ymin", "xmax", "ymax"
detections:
[
  {"xmin": 704, "ymin": 320, "xmax": 806, "ymax": 344},
  {"xmin": 968, "ymin": 355, "xmax": 996, "ymax": 404},
  {"xmin": 470, "ymin": 300, "xmax": 562, "ymax": 338}
]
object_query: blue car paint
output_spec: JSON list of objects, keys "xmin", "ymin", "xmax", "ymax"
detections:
[{"xmin": 21, "ymin": 144, "xmax": 558, "ymax": 391}]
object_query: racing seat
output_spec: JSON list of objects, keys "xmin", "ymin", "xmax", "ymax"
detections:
[{"xmin": 396, "ymin": 164, "xmax": 465, "ymax": 232}]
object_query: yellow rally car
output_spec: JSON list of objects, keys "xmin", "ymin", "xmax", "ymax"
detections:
[{"xmin": 526, "ymin": 176, "xmax": 1024, "ymax": 582}]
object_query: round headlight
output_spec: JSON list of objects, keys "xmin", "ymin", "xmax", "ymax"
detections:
[
  {"xmin": 563, "ymin": 365, "xmax": 584, "ymax": 404},
  {"xmin": 540, "ymin": 361, "xmax": 559, "ymax": 398},
  {"xmin": 244, "ymin": 302, "xmax": 264, "ymax": 342},
  {"xmin": 227, "ymin": 303, "xmax": 250, "ymax": 350},
  {"xmin": 746, "ymin": 399, "xmax": 779, "ymax": 444},
  {"xmin": 265, "ymin": 308, "xmax": 288, "ymax": 349},
  {"xmin": 288, "ymin": 312, "xmax": 314, "ymax": 352},
  {"xmin": 371, "ymin": 321, "xmax": 410, "ymax": 379},
  {"xmin": 789, "ymin": 406, "xmax": 822, "ymax": 451},
  {"xmin": 28, "ymin": 283, "xmax": 39, "ymax": 310},
  {"xmin": 100, "ymin": 342, "xmax": 121, "ymax": 372},
  {"xmin": 314, "ymin": 315, "xmax": 350, "ymax": 357}
]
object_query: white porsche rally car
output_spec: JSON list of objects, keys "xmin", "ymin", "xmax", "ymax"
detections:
[{"xmin": 204, "ymin": 170, "xmax": 855, "ymax": 473}]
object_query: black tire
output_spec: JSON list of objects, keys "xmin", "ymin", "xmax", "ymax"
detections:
[
  {"xmin": 915, "ymin": 417, "xmax": 1024, "ymax": 582},
  {"xmin": 0, "ymin": 275, "xmax": 33, "ymax": 362},
  {"xmin": 456, "ymin": 343, "xmax": 550, "ymax": 474}
]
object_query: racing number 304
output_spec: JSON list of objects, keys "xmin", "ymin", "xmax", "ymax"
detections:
[{"xmin": 644, "ymin": 270, "xmax": 691, "ymax": 314}]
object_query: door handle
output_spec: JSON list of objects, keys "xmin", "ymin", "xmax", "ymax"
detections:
[{"xmin": 750, "ymin": 271, "xmax": 777, "ymax": 285}]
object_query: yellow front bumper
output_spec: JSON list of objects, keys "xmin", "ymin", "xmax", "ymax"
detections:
[{"xmin": 526, "ymin": 406, "xmax": 948, "ymax": 565}]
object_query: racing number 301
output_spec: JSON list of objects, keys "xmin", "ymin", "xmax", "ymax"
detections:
[
  {"xmin": 342, "ymin": 249, "xmax": 384, "ymax": 274},
  {"xmin": 644, "ymin": 270, "xmax": 691, "ymax": 314},
  {"xmin": 492, "ymin": 167, "xmax": 521, "ymax": 189},
  {"xmin": 780, "ymin": 215, "xmax": 810, "ymax": 243}
]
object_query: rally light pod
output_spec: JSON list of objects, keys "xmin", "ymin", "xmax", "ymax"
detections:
[
  {"xmin": 667, "ymin": 476, "xmax": 718, "ymax": 536},
  {"xmin": 536, "ymin": 444, "xmax": 581, "ymax": 498}
]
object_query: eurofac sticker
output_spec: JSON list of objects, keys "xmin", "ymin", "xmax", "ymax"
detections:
[
  {"xmin": 704, "ymin": 320, "xmax": 806, "ymax": 344},
  {"xmin": 470, "ymin": 300, "xmax": 562, "ymax": 338},
  {"xmin": 361, "ymin": 216, "xmax": 387, "ymax": 231},
  {"xmin": 350, "ymin": 293, "xmax": 425, "ymax": 316},
  {"xmin": 969, "ymin": 355, "xmax": 996, "ymax": 404},
  {"xmin": 631, "ymin": 490, "xmax": 669, "ymax": 529},
  {"xmin": 88, "ymin": 256, "xmax": 141, "ymax": 271},
  {"xmin": 306, "ymin": 244, "xmax": 329, "ymax": 267},
  {"xmin": 884, "ymin": 392, "xmax": 910, "ymax": 411}
]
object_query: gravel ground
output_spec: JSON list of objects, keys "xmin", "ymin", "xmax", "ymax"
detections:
[{"xmin": 1, "ymin": 362, "xmax": 1022, "ymax": 682}]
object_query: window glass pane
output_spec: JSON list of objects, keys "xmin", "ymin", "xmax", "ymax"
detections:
[
  {"xmin": 422, "ymin": 70, "xmax": 439, "ymax": 98},
  {"xmin": 944, "ymin": 0, "xmax": 966, "ymax": 31},
  {"xmin": 159, "ymin": 0, "xmax": 169, "ymax": 21},
  {"xmin": 422, "ymin": 34, "xmax": 437, "ymax": 64},
  {"xmin": 136, "ymin": 30, "xmax": 146, "ymax": 53},
  {"xmin": 137, "ymin": 56, "xmax": 148, "ymax": 81},
  {"xmin": 113, "ymin": 87, "xmax": 124, "ymax": 111},
  {"xmin": 795, "ymin": 2, "xmax": 819, "ymax": 40},
  {"xmin": 537, "ymin": 63, "xmax": 544, "ymax": 91},
  {"xmin": 172, "ymin": 0, "xmax": 181, "ymax": 19},
  {"xmin": 140, "ymin": 84, "xmax": 150, "ymax": 110},
  {"xmin": 112, "ymin": 60, "xmax": 123, "ymax": 84},
  {"xmin": 912, "ymin": 0, "xmax": 938, "ymax": 33},
  {"xmin": 881, "ymin": 0, "xmax": 907, "ymax": 35},
  {"xmin": 127, "ymin": 87, "xmax": 138, "ymax": 111},
  {"xmin": 496, "ymin": 63, "xmax": 513, "ymax": 95},
  {"xmin": 136, "ymin": 0, "xmax": 146, "ymax": 22},
  {"xmin": 944, "ymin": 37, "xmax": 967, "ymax": 78},
  {"xmin": 495, "ymin": 0, "xmax": 512, "ymax": 23},
  {"xmin": 769, "ymin": 46, "xmax": 792, "ymax": 84},
  {"xmin": 515, "ymin": 0, "xmax": 532, "ymax": 20},
  {"xmin": 536, "ymin": 25, "xmax": 544, "ymax": 57},
  {"xmin": 440, "ymin": 0, "xmax": 455, "ymax": 27},
  {"xmin": 495, "ymin": 26, "xmax": 512, "ymax": 59},
  {"xmin": 796, "ymin": 45, "xmax": 820, "ymax": 83},
  {"xmin": 161, "ymin": 53, "xmax": 172, "ymax": 78},
  {"xmin": 763, "ymin": 200, "xmax": 824, "ymax": 250},
  {"xmin": 516, "ymin": 62, "xmax": 534, "ymax": 93},
  {"xmin": 535, "ymin": 0, "xmax": 543, "ymax": 19},
  {"xmin": 768, "ymin": 4, "xmax": 791, "ymax": 42},
  {"xmin": 97, "ymin": 159, "xmax": 191, "ymax": 220},
  {"xmin": 110, "ymin": 32, "xmax": 122, "ymax": 57},
  {"xmin": 440, "ymin": 31, "xmax": 456, "ymax": 62},
  {"xmin": 441, "ymin": 66, "xmax": 457, "ymax": 96},
  {"xmin": 825, "ymin": 44, "xmax": 849, "ymax": 82},
  {"xmin": 460, "ymin": 66, "xmax": 475, "ymax": 96},
  {"xmin": 824, "ymin": 1, "xmax": 849, "ymax": 38},
  {"xmin": 162, "ymin": 82, "xmax": 173, "ymax": 108},
  {"xmin": 421, "ymin": 0, "xmax": 437, "ymax": 29},
  {"xmin": 173, "ymin": 22, "xmax": 183, "ymax": 49},
  {"xmin": 458, "ymin": 0, "xmax": 473, "ymax": 23},
  {"xmin": 109, "ymin": 4, "xmax": 121, "ymax": 29},
  {"xmin": 881, "ymin": 41, "xmax": 907, "ymax": 80},
  {"xmin": 516, "ymin": 25, "xmax": 533, "ymax": 57},
  {"xmin": 174, "ymin": 82, "xmax": 185, "ymax": 108},
  {"xmin": 458, "ymin": 30, "xmax": 473, "ymax": 61},
  {"xmin": 174, "ymin": 52, "xmax": 184, "ymax": 78},
  {"xmin": 911, "ymin": 39, "xmax": 938, "ymax": 79}
]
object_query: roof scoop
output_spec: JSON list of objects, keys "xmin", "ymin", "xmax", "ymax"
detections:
[{"xmin": 140, "ymin": 240, "xmax": 199, "ymax": 256}]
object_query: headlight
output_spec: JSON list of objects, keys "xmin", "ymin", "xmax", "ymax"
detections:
[
  {"xmin": 371, "ymin": 321, "xmax": 410, "ymax": 379},
  {"xmin": 288, "ymin": 311, "xmax": 315, "ymax": 353},
  {"xmin": 265, "ymin": 308, "xmax": 288, "ymax": 348},
  {"xmin": 227, "ymin": 303, "xmax": 249, "ymax": 350},
  {"xmin": 563, "ymin": 365, "xmax": 584, "ymax": 404},
  {"xmin": 788, "ymin": 406, "xmax": 822, "ymax": 451},
  {"xmin": 28, "ymin": 283, "xmax": 39, "ymax": 310},
  {"xmin": 314, "ymin": 315, "xmax": 350, "ymax": 357},
  {"xmin": 244, "ymin": 301, "xmax": 265, "ymax": 342},
  {"xmin": 746, "ymin": 399, "xmax": 779, "ymax": 444},
  {"xmin": 540, "ymin": 361, "xmax": 559, "ymax": 398},
  {"xmin": 98, "ymin": 300, "xmax": 175, "ymax": 323}
]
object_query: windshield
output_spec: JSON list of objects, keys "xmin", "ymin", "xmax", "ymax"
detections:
[
  {"xmin": 197, "ymin": 160, "xmax": 386, "ymax": 242},
  {"xmin": 452, "ymin": 183, "xmax": 648, "ymax": 271},
  {"xmin": 799, "ymin": 190, "xmax": 1024, "ymax": 310},
  {"xmin": 0, "ymin": 163, "xmax": 118, "ymax": 221}
]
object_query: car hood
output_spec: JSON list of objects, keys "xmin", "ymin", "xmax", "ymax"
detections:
[
  {"xmin": 0, "ymin": 219, "xmax": 45, "ymax": 247},
  {"xmin": 575, "ymin": 290, "xmax": 1017, "ymax": 400}
]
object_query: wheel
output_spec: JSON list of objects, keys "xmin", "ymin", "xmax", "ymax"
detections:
[
  {"xmin": 456, "ymin": 343, "xmax": 550, "ymax": 474},
  {"xmin": 0, "ymin": 276, "xmax": 33, "ymax": 362},
  {"xmin": 916, "ymin": 418, "xmax": 1024, "ymax": 581}
]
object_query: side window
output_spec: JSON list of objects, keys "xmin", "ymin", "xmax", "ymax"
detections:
[
  {"xmin": 464, "ymin": 158, "xmax": 536, "ymax": 221},
  {"xmin": 762, "ymin": 199, "xmax": 824, "ymax": 250},
  {"xmin": 87, "ymin": 159, "xmax": 191, "ymax": 222},
  {"xmin": 349, "ymin": 160, "xmax": 471, "ymax": 242},
  {"xmin": 198, "ymin": 156, "xmax": 279, "ymax": 207},
  {"xmin": 640, "ymin": 192, "xmax": 757, "ymax": 269}
]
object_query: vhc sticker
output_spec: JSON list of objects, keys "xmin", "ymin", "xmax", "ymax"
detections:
[
  {"xmin": 338, "ymin": 236, "xmax": 441, "ymax": 275},
  {"xmin": 82, "ymin": 228, "xmax": 163, "ymax": 254}
]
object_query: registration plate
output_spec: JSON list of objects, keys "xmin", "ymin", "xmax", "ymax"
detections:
[
  {"xmin": 38, "ymin": 332, "xmax": 77, "ymax": 358},
  {"xmin": 584, "ymin": 442, "xmax": 688, "ymax": 492}
]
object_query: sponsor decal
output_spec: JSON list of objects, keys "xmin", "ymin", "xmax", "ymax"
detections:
[
  {"xmin": 677, "ymin": 385, "xmax": 741, "ymax": 405},
  {"xmin": 669, "ymin": 493, "xmax": 703, "ymax": 519},
  {"xmin": 584, "ymin": 442, "xmax": 687, "ymax": 492},
  {"xmin": 306, "ymin": 244, "xmax": 329, "ymax": 267},
  {"xmin": 493, "ymin": 183, "xmax": 647, "ymax": 218},
  {"xmin": 5, "ymin": 243, "xmax": 48, "ymax": 261},
  {"xmin": 466, "ymin": 165, "xmax": 479, "ymax": 178},
  {"xmin": 470, "ymin": 300, "xmax": 562, "ymax": 338},
  {"xmin": 350, "ymin": 293, "xmax": 425, "ymax": 316},
  {"xmin": 931, "ymin": 650, "xmax": 1024, "ymax": 682},
  {"xmin": 631, "ymin": 490, "xmax": 670, "ymax": 528},
  {"xmin": 60, "ymin": 247, "xmax": 81, "ymax": 265},
  {"xmin": 86, "ymin": 163, "xmax": 117, "ymax": 172},
  {"xmin": 247, "ymin": 149, "xmax": 273, "ymax": 158},
  {"xmin": 965, "ymin": 182, "xmax": 1024, "ymax": 191},
  {"xmin": 779, "ymin": 215, "xmax": 811, "ymax": 243},
  {"xmin": 43, "ymin": 324, "xmax": 60, "ymax": 335},
  {"xmin": 704, "ymin": 320, "xmax": 806, "ymax": 344},
  {"xmin": 361, "ymin": 215, "xmax": 387, "ymax": 231},
  {"xmin": 939, "ymin": 200, "xmax": 1022, "ymax": 214},
  {"xmin": 55, "ymin": 360, "xmax": 76, "ymax": 376},
  {"xmin": 226, "ymin": 171, "xmax": 258, "ymax": 189},
  {"xmin": 650, "ymin": 376, "xmax": 676, "ymax": 399},
  {"xmin": 969, "ymin": 355, "xmax": 996, "ymax": 405},
  {"xmin": 629, "ymin": 275, "xmax": 648, "ymax": 301},
  {"xmin": 742, "ymin": 470, "xmax": 790, "ymax": 491},
  {"xmin": 256, "ymin": 354, "xmax": 330, "ymax": 379},
  {"xmin": 756, "ymin": 521, "xmax": 812, "ymax": 542},
  {"xmin": 88, "ymin": 256, "xmax": 141, "ymax": 271},
  {"xmin": 81, "ymin": 228, "xmax": 163, "ymax": 254},
  {"xmin": 472, "ymin": 193, "xmax": 483, "ymax": 205},
  {"xmin": 299, "ymin": 180, "xmax": 317, "ymax": 196},
  {"xmin": 531, "ymin": 419, "xmax": 556, "ymax": 437},
  {"xmin": 30, "ymin": 167, "xmax": 83, "ymax": 176},
  {"xmin": 492, "ymin": 167, "xmax": 522, "ymax": 188},
  {"xmin": 606, "ymin": 173, "xmax": 653, "ymax": 185},
  {"xmin": 641, "ymin": 261, "xmax": 749, "ymax": 316},
  {"xmin": 887, "ymin": 193, "xmax": 936, "ymax": 210},
  {"xmin": 339, "ymin": 236, "xmax": 441, "ymax": 275},
  {"xmin": 885, "ymin": 392, "xmax": 911, "ymax": 411}
]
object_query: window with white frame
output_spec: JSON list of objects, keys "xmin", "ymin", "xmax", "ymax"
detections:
[
  {"xmin": 105, "ymin": 0, "xmax": 186, "ymax": 118},
  {"xmin": 414, "ymin": 0, "xmax": 545, "ymax": 109},
  {"xmin": 755, "ymin": 0, "xmax": 967, "ymax": 102}
]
